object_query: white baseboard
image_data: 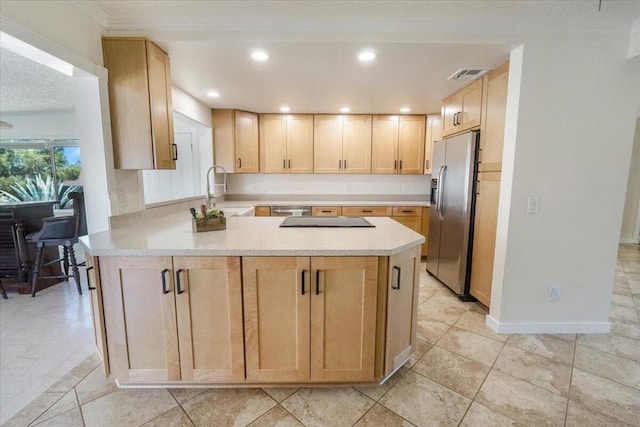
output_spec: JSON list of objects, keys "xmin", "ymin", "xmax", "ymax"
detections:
[{"xmin": 485, "ymin": 315, "xmax": 611, "ymax": 334}]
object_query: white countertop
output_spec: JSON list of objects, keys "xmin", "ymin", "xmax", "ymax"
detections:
[{"xmin": 80, "ymin": 215, "xmax": 425, "ymax": 257}]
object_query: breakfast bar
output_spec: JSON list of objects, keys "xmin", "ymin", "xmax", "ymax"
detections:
[{"xmin": 80, "ymin": 215, "xmax": 424, "ymax": 387}]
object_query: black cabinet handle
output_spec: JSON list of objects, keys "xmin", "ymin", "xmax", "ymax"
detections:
[
  {"xmin": 238, "ymin": 158, "xmax": 242, "ymax": 168},
  {"xmin": 363, "ymin": 210, "xmax": 373, "ymax": 213},
  {"xmin": 321, "ymin": 210, "xmax": 331, "ymax": 213},
  {"xmin": 301, "ymin": 269, "xmax": 306, "ymax": 295},
  {"xmin": 394, "ymin": 160, "xmax": 397, "ymax": 170},
  {"xmin": 86, "ymin": 266, "xmax": 96, "ymax": 290},
  {"xmin": 399, "ymin": 160, "xmax": 403, "ymax": 170},
  {"xmin": 338, "ymin": 160, "xmax": 342, "ymax": 169},
  {"xmin": 161, "ymin": 268, "xmax": 170, "ymax": 294},
  {"xmin": 315, "ymin": 269, "xmax": 320, "ymax": 295},
  {"xmin": 176, "ymin": 269, "xmax": 184, "ymax": 294},
  {"xmin": 288, "ymin": 159, "xmax": 291, "ymax": 169},
  {"xmin": 402, "ymin": 210, "xmax": 412, "ymax": 213},
  {"xmin": 343, "ymin": 159, "xmax": 346, "ymax": 169},
  {"xmin": 172, "ymin": 143, "xmax": 178, "ymax": 161},
  {"xmin": 283, "ymin": 159, "xmax": 286, "ymax": 169},
  {"xmin": 392, "ymin": 266, "xmax": 401, "ymax": 290}
]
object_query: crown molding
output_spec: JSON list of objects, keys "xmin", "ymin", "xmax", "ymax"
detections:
[{"xmin": 66, "ymin": 0, "xmax": 108, "ymax": 28}]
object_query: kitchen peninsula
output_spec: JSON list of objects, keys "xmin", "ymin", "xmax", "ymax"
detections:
[{"xmin": 80, "ymin": 214, "xmax": 424, "ymax": 387}]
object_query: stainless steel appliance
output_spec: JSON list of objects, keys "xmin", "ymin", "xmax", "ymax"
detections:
[
  {"xmin": 280, "ymin": 216, "xmax": 374, "ymax": 227},
  {"xmin": 426, "ymin": 131, "xmax": 480, "ymax": 298},
  {"xmin": 270, "ymin": 206, "xmax": 312, "ymax": 217}
]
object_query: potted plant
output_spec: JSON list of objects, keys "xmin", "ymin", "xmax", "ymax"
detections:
[{"xmin": 190, "ymin": 205, "xmax": 226, "ymax": 232}]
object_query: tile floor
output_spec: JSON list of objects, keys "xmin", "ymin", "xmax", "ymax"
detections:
[{"xmin": 2, "ymin": 244, "xmax": 639, "ymax": 427}]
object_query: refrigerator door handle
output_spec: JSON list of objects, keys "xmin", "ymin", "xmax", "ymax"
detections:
[{"xmin": 437, "ymin": 165, "xmax": 447, "ymax": 220}]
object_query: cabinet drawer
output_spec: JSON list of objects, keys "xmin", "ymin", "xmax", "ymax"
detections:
[
  {"xmin": 254, "ymin": 206, "xmax": 271, "ymax": 217},
  {"xmin": 392, "ymin": 206, "xmax": 422, "ymax": 217},
  {"xmin": 342, "ymin": 206, "xmax": 391, "ymax": 217},
  {"xmin": 312, "ymin": 206, "xmax": 342, "ymax": 216}
]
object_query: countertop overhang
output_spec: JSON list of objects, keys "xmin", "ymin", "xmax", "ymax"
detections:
[{"xmin": 80, "ymin": 215, "xmax": 425, "ymax": 257}]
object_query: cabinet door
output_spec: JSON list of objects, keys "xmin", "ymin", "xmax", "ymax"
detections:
[
  {"xmin": 371, "ymin": 115, "xmax": 399, "ymax": 174},
  {"xmin": 312, "ymin": 206, "xmax": 341, "ymax": 216},
  {"xmin": 243, "ymin": 257, "xmax": 310, "ymax": 382},
  {"xmin": 385, "ymin": 247, "xmax": 420, "ymax": 375},
  {"xmin": 85, "ymin": 254, "xmax": 109, "ymax": 377},
  {"xmin": 392, "ymin": 216, "xmax": 421, "ymax": 234},
  {"xmin": 470, "ymin": 172, "xmax": 501, "ymax": 307},
  {"xmin": 235, "ymin": 110, "xmax": 259, "ymax": 173},
  {"xmin": 421, "ymin": 207, "xmax": 430, "ymax": 256},
  {"xmin": 479, "ymin": 61, "xmax": 509, "ymax": 172},
  {"xmin": 342, "ymin": 115, "xmax": 372, "ymax": 174},
  {"xmin": 146, "ymin": 41, "xmax": 175, "ymax": 170},
  {"xmin": 254, "ymin": 206, "xmax": 271, "ymax": 216},
  {"xmin": 287, "ymin": 114, "xmax": 314, "ymax": 173},
  {"xmin": 314, "ymin": 115, "xmax": 343, "ymax": 173},
  {"xmin": 398, "ymin": 116, "xmax": 425, "ymax": 174},
  {"xmin": 311, "ymin": 257, "xmax": 378, "ymax": 382},
  {"xmin": 442, "ymin": 94, "xmax": 461, "ymax": 137},
  {"xmin": 174, "ymin": 257, "xmax": 244, "ymax": 382},
  {"xmin": 100, "ymin": 256, "xmax": 180, "ymax": 383},
  {"xmin": 260, "ymin": 114, "xmax": 287, "ymax": 173},
  {"xmin": 424, "ymin": 114, "xmax": 442, "ymax": 174},
  {"xmin": 460, "ymin": 79, "xmax": 483, "ymax": 130}
]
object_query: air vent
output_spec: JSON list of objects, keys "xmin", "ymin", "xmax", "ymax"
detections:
[{"xmin": 447, "ymin": 68, "xmax": 490, "ymax": 81}]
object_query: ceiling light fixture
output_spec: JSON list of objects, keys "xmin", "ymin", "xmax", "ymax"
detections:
[
  {"xmin": 207, "ymin": 91, "xmax": 220, "ymax": 98},
  {"xmin": 251, "ymin": 50, "xmax": 269, "ymax": 61},
  {"xmin": 280, "ymin": 106, "xmax": 290, "ymax": 112},
  {"xmin": 340, "ymin": 107, "xmax": 351, "ymax": 113},
  {"xmin": 400, "ymin": 107, "xmax": 411, "ymax": 113},
  {"xmin": 358, "ymin": 50, "xmax": 376, "ymax": 62}
]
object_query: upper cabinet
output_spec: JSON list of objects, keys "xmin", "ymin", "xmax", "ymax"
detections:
[
  {"xmin": 212, "ymin": 110, "xmax": 259, "ymax": 173},
  {"xmin": 260, "ymin": 114, "xmax": 313, "ymax": 173},
  {"xmin": 102, "ymin": 38, "xmax": 175, "ymax": 170},
  {"xmin": 479, "ymin": 61, "xmax": 509, "ymax": 173},
  {"xmin": 442, "ymin": 78, "xmax": 483, "ymax": 138},
  {"xmin": 314, "ymin": 115, "xmax": 372, "ymax": 174},
  {"xmin": 372, "ymin": 115, "xmax": 425, "ymax": 174},
  {"xmin": 424, "ymin": 114, "xmax": 442, "ymax": 175}
]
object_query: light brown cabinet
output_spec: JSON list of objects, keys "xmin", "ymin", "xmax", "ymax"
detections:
[
  {"xmin": 312, "ymin": 206, "xmax": 342, "ymax": 216},
  {"xmin": 421, "ymin": 208, "xmax": 430, "ymax": 256},
  {"xmin": 342, "ymin": 206, "xmax": 392, "ymax": 217},
  {"xmin": 424, "ymin": 114, "xmax": 442, "ymax": 174},
  {"xmin": 479, "ymin": 61, "xmax": 509, "ymax": 173},
  {"xmin": 391, "ymin": 207, "xmax": 422, "ymax": 253},
  {"xmin": 85, "ymin": 254, "xmax": 109, "ymax": 377},
  {"xmin": 314, "ymin": 115, "xmax": 372, "ymax": 174},
  {"xmin": 254, "ymin": 206, "xmax": 271, "ymax": 216},
  {"xmin": 102, "ymin": 38, "xmax": 175, "ymax": 170},
  {"xmin": 212, "ymin": 109, "xmax": 260, "ymax": 173},
  {"xmin": 372, "ymin": 115, "xmax": 425, "ymax": 174},
  {"xmin": 243, "ymin": 256, "xmax": 378, "ymax": 382},
  {"xmin": 442, "ymin": 78, "xmax": 483, "ymax": 138},
  {"xmin": 260, "ymin": 114, "xmax": 313, "ymax": 173}
]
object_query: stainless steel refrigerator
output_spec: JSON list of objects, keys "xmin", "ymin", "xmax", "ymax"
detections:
[{"xmin": 426, "ymin": 131, "xmax": 479, "ymax": 298}]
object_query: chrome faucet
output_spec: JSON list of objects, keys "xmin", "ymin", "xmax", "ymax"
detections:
[{"xmin": 205, "ymin": 165, "xmax": 228, "ymax": 208}]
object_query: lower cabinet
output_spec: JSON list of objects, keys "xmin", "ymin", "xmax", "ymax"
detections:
[
  {"xmin": 243, "ymin": 256, "xmax": 379, "ymax": 382},
  {"xmin": 85, "ymin": 253, "xmax": 109, "ymax": 377}
]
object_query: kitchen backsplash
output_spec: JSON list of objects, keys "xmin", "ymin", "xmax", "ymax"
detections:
[{"xmin": 227, "ymin": 174, "xmax": 431, "ymax": 196}]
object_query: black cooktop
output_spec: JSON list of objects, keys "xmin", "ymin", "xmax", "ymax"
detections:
[{"xmin": 279, "ymin": 216, "xmax": 375, "ymax": 228}]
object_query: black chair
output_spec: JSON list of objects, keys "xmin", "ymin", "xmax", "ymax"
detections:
[{"xmin": 27, "ymin": 191, "xmax": 86, "ymax": 297}]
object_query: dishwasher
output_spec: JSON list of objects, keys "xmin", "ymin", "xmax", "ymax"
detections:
[{"xmin": 270, "ymin": 206, "xmax": 312, "ymax": 217}]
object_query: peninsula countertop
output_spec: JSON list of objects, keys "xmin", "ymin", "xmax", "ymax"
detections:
[{"xmin": 80, "ymin": 214, "xmax": 425, "ymax": 257}]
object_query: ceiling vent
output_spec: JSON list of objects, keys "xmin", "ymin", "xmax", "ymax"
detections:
[{"xmin": 447, "ymin": 68, "xmax": 490, "ymax": 81}]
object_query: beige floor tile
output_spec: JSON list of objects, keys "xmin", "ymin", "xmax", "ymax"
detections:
[
  {"xmin": 32, "ymin": 389, "xmax": 78, "ymax": 425},
  {"xmin": 506, "ymin": 334, "xmax": 575, "ymax": 365},
  {"xmin": 454, "ymin": 310, "xmax": 509, "ymax": 342},
  {"xmin": 74, "ymin": 367, "xmax": 118, "ymax": 405},
  {"xmin": 611, "ymin": 293, "xmax": 637, "ymax": 309},
  {"xmin": 416, "ymin": 316, "xmax": 450, "ymax": 343},
  {"xmin": 570, "ymin": 368, "xmax": 640, "ymax": 426},
  {"xmin": 475, "ymin": 370, "xmax": 566, "ymax": 427},
  {"xmin": 354, "ymin": 403, "xmax": 414, "ymax": 426},
  {"xmin": 566, "ymin": 400, "xmax": 634, "ymax": 427},
  {"xmin": 437, "ymin": 328, "xmax": 504, "ymax": 367},
  {"xmin": 46, "ymin": 353, "xmax": 100, "ymax": 393},
  {"xmin": 379, "ymin": 371, "xmax": 470, "ymax": 427},
  {"xmin": 182, "ymin": 388, "xmax": 275, "ymax": 426},
  {"xmin": 610, "ymin": 304, "xmax": 640, "ymax": 325},
  {"xmin": 612, "ymin": 282, "xmax": 633, "ymax": 297},
  {"xmin": 167, "ymin": 388, "xmax": 207, "ymax": 404},
  {"xmin": 282, "ymin": 387, "xmax": 373, "ymax": 427},
  {"xmin": 493, "ymin": 346, "xmax": 572, "ymax": 397},
  {"xmin": 81, "ymin": 388, "xmax": 178, "ymax": 427},
  {"xmin": 32, "ymin": 407, "xmax": 84, "ymax": 427},
  {"xmin": 142, "ymin": 406, "xmax": 194, "ymax": 426},
  {"xmin": 574, "ymin": 344, "xmax": 640, "ymax": 390},
  {"xmin": 550, "ymin": 333, "xmax": 576, "ymax": 342},
  {"xmin": 356, "ymin": 367, "xmax": 408, "ymax": 401},
  {"xmin": 418, "ymin": 299, "xmax": 467, "ymax": 325},
  {"xmin": 403, "ymin": 339, "xmax": 432, "ymax": 368},
  {"xmin": 610, "ymin": 322, "xmax": 640, "ymax": 341},
  {"xmin": 459, "ymin": 402, "xmax": 520, "ymax": 427},
  {"xmin": 249, "ymin": 405, "xmax": 303, "ymax": 426},
  {"xmin": 261, "ymin": 388, "xmax": 299, "ymax": 403},
  {"xmin": 1, "ymin": 392, "xmax": 64, "ymax": 427},
  {"xmin": 577, "ymin": 333, "xmax": 640, "ymax": 361},
  {"xmin": 412, "ymin": 346, "xmax": 490, "ymax": 399}
]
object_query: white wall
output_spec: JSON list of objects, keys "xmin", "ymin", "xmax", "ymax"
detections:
[
  {"xmin": 620, "ymin": 118, "xmax": 640, "ymax": 243},
  {"xmin": 227, "ymin": 174, "xmax": 430, "ymax": 196},
  {"xmin": 488, "ymin": 35, "xmax": 640, "ymax": 334},
  {"xmin": 0, "ymin": 111, "xmax": 77, "ymax": 139}
]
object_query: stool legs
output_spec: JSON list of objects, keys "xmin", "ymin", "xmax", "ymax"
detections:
[
  {"xmin": 31, "ymin": 245, "xmax": 45, "ymax": 297},
  {"xmin": 62, "ymin": 246, "xmax": 69, "ymax": 279},
  {"xmin": 67, "ymin": 245, "xmax": 82, "ymax": 295},
  {"xmin": 0, "ymin": 279, "xmax": 7, "ymax": 299}
]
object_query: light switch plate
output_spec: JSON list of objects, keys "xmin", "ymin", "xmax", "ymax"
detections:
[{"xmin": 527, "ymin": 197, "xmax": 539, "ymax": 214}]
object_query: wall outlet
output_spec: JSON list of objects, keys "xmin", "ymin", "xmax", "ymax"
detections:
[
  {"xmin": 527, "ymin": 197, "xmax": 539, "ymax": 214},
  {"xmin": 548, "ymin": 285, "xmax": 561, "ymax": 302}
]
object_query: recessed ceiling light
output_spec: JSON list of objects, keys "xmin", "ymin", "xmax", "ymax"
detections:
[
  {"xmin": 340, "ymin": 107, "xmax": 351, "ymax": 113},
  {"xmin": 207, "ymin": 91, "xmax": 220, "ymax": 98},
  {"xmin": 358, "ymin": 50, "xmax": 376, "ymax": 62},
  {"xmin": 251, "ymin": 50, "xmax": 269, "ymax": 61},
  {"xmin": 400, "ymin": 107, "xmax": 411, "ymax": 113},
  {"xmin": 280, "ymin": 106, "xmax": 290, "ymax": 112}
]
